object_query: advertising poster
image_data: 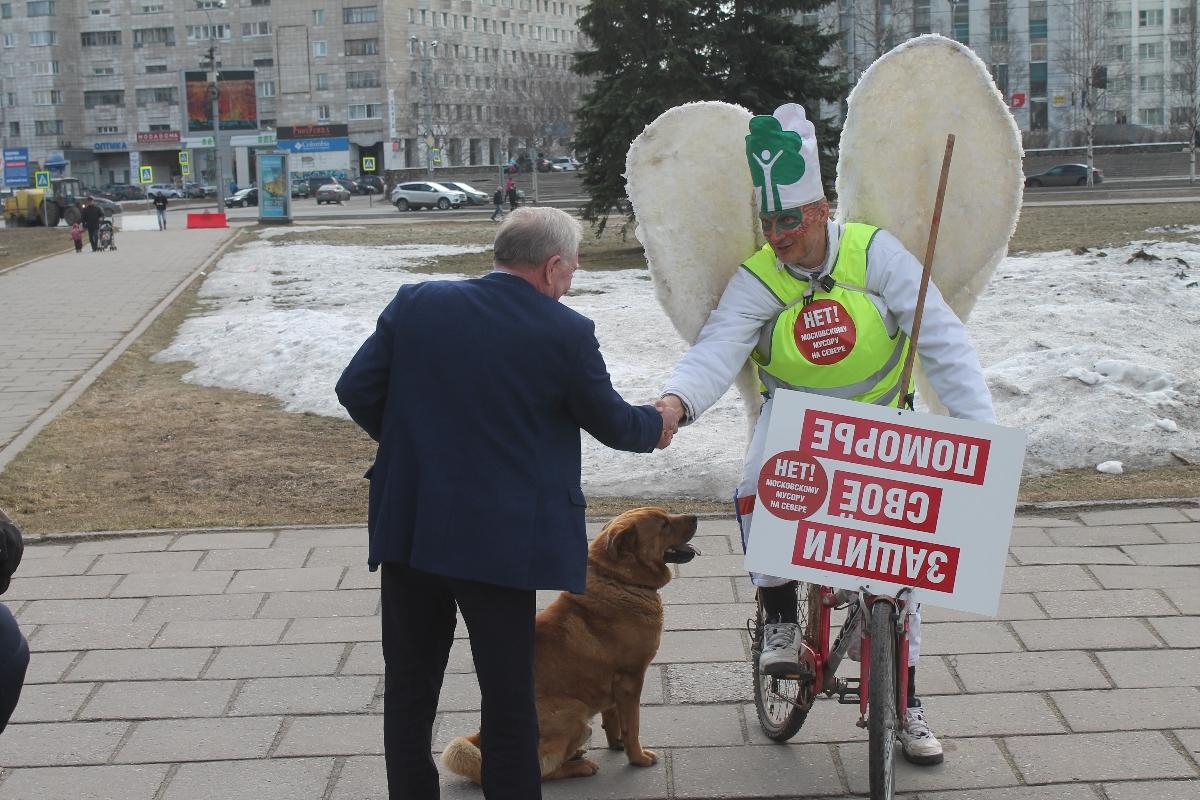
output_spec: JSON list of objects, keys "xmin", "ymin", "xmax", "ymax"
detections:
[
  {"xmin": 257, "ymin": 152, "xmax": 290, "ymax": 223},
  {"xmin": 744, "ymin": 390, "xmax": 1026, "ymax": 616},
  {"xmin": 3, "ymin": 148, "xmax": 29, "ymax": 187},
  {"xmin": 185, "ymin": 70, "xmax": 258, "ymax": 132}
]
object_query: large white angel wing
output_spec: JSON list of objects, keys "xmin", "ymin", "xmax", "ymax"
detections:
[
  {"xmin": 626, "ymin": 101, "xmax": 763, "ymax": 431},
  {"xmin": 836, "ymin": 34, "xmax": 1024, "ymax": 413}
]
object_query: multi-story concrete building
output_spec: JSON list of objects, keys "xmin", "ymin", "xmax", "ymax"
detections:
[
  {"xmin": 817, "ymin": 0, "xmax": 1198, "ymax": 146},
  {"xmin": 0, "ymin": 0, "xmax": 588, "ymax": 188}
]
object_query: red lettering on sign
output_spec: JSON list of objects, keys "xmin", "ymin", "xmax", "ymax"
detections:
[
  {"xmin": 829, "ymin": 470, "xmax": 942, "ymax": 534},
  {"xmin": 800, "ymin": 410, "xmax": 990, "ymax": 485},
  {"xmin": 793, "ymin": 299, "xmax": 856, "ymax": 365},
  {"xmin": 757, "ymin": 450, "xmax": 829, "ymax": 521},
  {"xmin": 791, "ymin": 522, "xmax": 960, "ymax": 593}
]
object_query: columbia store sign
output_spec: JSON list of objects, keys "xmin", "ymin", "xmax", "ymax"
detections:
[{"xmin": 745, "ymin": 390, "xmax": 1025, "ymax": 615}]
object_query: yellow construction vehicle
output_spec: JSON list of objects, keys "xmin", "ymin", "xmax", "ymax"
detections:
[{"xmin": 2, "ymin": 177, "xmax": 84, "ymax": 227}]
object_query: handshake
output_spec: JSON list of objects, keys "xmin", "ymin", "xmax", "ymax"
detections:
[{"xmin": 654, "ymin": 394, "xmax": 685, "ymax": 450}]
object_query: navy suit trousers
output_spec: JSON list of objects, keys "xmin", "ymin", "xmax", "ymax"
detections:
[{"xmin": 381, "ymin": 563, "xmax": 540, "ymax": 800}]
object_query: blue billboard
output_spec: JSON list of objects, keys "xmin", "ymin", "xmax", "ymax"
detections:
[
  {"xmin": 3, "ymin": 148, "xmax": 29, "ymax": 187},
  {"xmin": 277, "ymin": 137, "xmax": 350, "ymax": 154},
  {"xmin": 257, "ymin": 153, "xmax": 290, "ymax": 223}
]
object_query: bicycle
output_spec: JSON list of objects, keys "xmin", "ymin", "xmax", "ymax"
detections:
[{"xmin": 750, "ymin": 582, "xmax": 914, "ymax": 800}]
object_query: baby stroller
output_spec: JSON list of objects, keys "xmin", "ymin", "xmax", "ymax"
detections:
[{"xmin": 97, "ymin": 217, "xmax": 116, "ymax": 252}]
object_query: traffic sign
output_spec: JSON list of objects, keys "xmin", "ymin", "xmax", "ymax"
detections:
[
  {"xmin": 431, "ymin": 148, "xmax": 442, "ymax": 165},
  {"xmin": 33, "ymin": 170, "xmax": 50, "ymax": 189},
  {"xmin": 181, "ymin": 164, "xmax": 192, "ymax": 177},
  {"xmin": 178, "ymin": 151, "xmax": 190, "ymax": 166},
  {"xmin": 362, "ymin": 157, "xmax": 376, "ymax": 172},
  {"xmin": 139, "ymin": 165, "xmax": 154, "ymax": 184}
]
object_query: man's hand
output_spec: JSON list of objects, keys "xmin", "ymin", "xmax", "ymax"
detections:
[{"xmin": 654, "ymin": 398, "xmax": 681, "ymax": 450}]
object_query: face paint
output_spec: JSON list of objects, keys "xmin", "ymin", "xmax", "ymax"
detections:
[{"xmin": 760, "ymin": 201, "xmax": 827, "ymax": 240}]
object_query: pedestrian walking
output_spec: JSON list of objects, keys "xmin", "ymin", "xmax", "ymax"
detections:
[
  {"xmin": 490, "ymin": 187, "xmax": 505, "ymax": 221},
  {"xmin": 80, "ymin": 197, "xmax": 104, "ymax": 252},
  {"xmin": 335, "ymin": 207, "xmax": 678, "ymax": 800},
  {"xmin": 153, "ymin": 193, "xmax": 168, "ymax": 230},
  {"xmin": 505, "ymin": 182, "xmax": 519, "ymax": 212},
  {"xmin": 69, "ymin": 221, "xmax": 84, "ymax": 253},
  {"xmin": 0, "ymin": 508, "xmax": 29, "ymax": 736}
]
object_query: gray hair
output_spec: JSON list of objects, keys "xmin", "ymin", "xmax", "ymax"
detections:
[{"xmin": 493, "ymin": 207, "xmax": 582, "ymax": 270}]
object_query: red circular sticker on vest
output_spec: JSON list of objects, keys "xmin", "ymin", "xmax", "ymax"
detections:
[
  {"xmin": 757, "ymin": 450, "xmax": 828, "ymax": 521},
  {"xmin": 794, "ymin": 298, "xmax": 856, "ymax": 365}
]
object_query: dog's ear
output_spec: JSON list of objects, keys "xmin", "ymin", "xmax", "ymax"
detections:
[{"xmin": 605, "ymin": 521, "xmax": 639, "ymax": 561}]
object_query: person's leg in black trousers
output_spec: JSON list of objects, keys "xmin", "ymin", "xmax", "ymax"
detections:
[
  {"xmin": 381, "ymin": 563, "xmax": 457, "ymax": 799},
  {"xmin": 0, "ymin": 603, "xmax": 29, "ymax": 735},
  {"xmin": 451, "ymin": 577, "xmax": 541, "ymax": 799},
  {"xmin": 87, "ymin": 226, "xmax": 99, "ymax": 251}
]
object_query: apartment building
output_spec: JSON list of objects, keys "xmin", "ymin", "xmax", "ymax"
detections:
[
  {"xmin": 0, "ymin": 0, "xmax": 588, "ymax": 187},
  {"xmin": 817, "ymin": 0, "xmax": 1196, "ymax": 145}
]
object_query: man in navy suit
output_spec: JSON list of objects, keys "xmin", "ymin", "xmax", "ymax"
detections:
[{"xmin": 336, "ymin": 207, "xmax": 679, "ymax": 800}]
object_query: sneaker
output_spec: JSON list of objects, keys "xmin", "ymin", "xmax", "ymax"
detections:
[
  {"xmin": 900, "ymin": 705, "xmax": 944, "ymax": 765},
  {"xmin": 759, "ymin": 622, "xmax": 801, "ymax": 676}
]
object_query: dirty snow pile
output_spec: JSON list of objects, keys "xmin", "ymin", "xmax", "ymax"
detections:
[{"xmin": 155, "ymin": 229, "xmax": 1200, "ymax": 498}]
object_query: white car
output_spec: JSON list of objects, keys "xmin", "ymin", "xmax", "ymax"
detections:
[
  {"xmin": 390, "ymin": 181, "xmax": 467, "ymax": 211},
  {"xmin": 549, "ymin": 157, "xmax": 580, "ymax": 171},
  {"xmin": 146, "ymin": 184, "xmax": 184, "ymax": 199}
]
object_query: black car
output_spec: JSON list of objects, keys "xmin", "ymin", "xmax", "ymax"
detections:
[
  {"xmin": 1025, "ymin": 163, "xmax": 1104, "ymax": 187},
  {"xmin": 99, "ymin": 183, "xmax": 146, "ymax": 201},
  {"xmin": 224, "ymin": 187, "xmax": 259, "ymax": 207},
  {"xmin": 354, "ymin": 175, "xmax": 384, "ymax": 194}
]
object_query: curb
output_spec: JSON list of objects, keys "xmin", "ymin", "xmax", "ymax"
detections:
[{"xmin": 0, "ymin": 228, "xmax": 242, "ymax": 475}]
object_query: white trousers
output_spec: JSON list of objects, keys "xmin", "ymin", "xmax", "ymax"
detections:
[{"xmin": 736, "ymin": 398, "xmax": 922, "ymax": 663}]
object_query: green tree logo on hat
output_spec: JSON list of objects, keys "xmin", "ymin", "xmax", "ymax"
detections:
[{"xmin": 746, "ymin": 115, "xmax": 807, "ymax": 214}]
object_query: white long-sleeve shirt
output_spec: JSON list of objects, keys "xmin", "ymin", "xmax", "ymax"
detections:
[{"xmin": 663, "ymin": 221, "xmax": 996, "ymax": 425}]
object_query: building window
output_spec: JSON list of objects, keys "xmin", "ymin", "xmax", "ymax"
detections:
[
  {"xmin": 8, "ymin": 121, "xmax": 18, "ymax": 136},
  {"xmin": 93, "ymin": 64, "xmax": 115, "ymax": 75},
  {"xmin": 1030, "ymin": 61, "xmax": 1047, "ymax": 97},
  {"xmin": 145, "ymin": 63, "xmax": 168, "ymax": 73},
  {"xmin": 346, "ymin": 70, "xmax": 381, "ymax": 89},
  {"xmin": 343, "ymin": 5, "xmax": 379, "ymax": 24},
  {"xmin": 1029, "ymin": 99, "xmax": 1048, "ymax": 130},
  {"xmin": 256, "ymin": 80, "xmax": 275, "ymax": 97},
  {"xmin": 29, "ymin": 30, "xmax": 57, "ymax": 46},
  {"xmin": 1140, "ymin": 41, "xmax": 1163, "ymax": 59},
  {"xmin": 991, "ymin": 63, "xmax": 1008, "ymax": 98},
  {"xmin": 26, "ymin": 1, "xmax": 54, "ymax": 16},
  {"xmin": 197, "ymin": 0, "xmax": 223, "ymax": 7},
  {"xmin": 136, "ymin": 87, "xmax": 177, "ymax": 105},
  {"xmin": 97, "ymin": 124, "xmax": 119, "ymax": 134},
  {"xmin": 348, "ymin": 103, "xmax": 382, "ymax": 119},
  {"xmin": 141, "ymin": 4, "xmax": 165, "ymax": 12},
  {"xmin": 1029, "ymin": 0, "xmax": 1047, "ymax": 40},
  {"xmin": 1, "ymin": 33, "xmax": 14, "ymax": 47},
  {"xmin": 1140, "ymin": 74, "xmax": 1165, "ymax": 91},
  {"xmin": 315, "ymin": 73, "xmax": 329, "ymax": 90},
  {"xmin": 951, "ymin": 0, "xmax": 970, "ymax": 42},
  {"xmin": 989, "ymin": 0, "xmax": 1008, "ymax": 42},
  {"xmin": 1171, "ymin": 40, "xmax": 1189, "ymax": 58},
  {"xmin": 344, "ymin": 38, "xmax": 379, "ymax": 56},
  {"xmin": 32, "ymin": 60, "xmax": 59, "ymax": 74},
  {"xmin": 81, "ymin": 30, "xmax": 121, "ymax": 46},
  {"xmin": 186, "ymin": 24, "xmax": 230, "ymax": 41},
  {"xmin": 133, "ymin": 27, "xmax": 175, "ymax": 45},
  {"xmin": 317, "ymin": 104, "xmax": 330, "ymax": 121},
  {"xmin": 1172, "ymin": 73, "xmax": 1191, "ymax": 91},
  {"xmin": 1110, "ymin": 43, "xmax": 1132, "ymax": 60},
  {"xmin": 1140, "ymin": 107, "xmax": 1164, "ymax": 125},
  {"xmin": 35, "ymin": 119, "xmax": 64, "ymax": 135},
  {"xmin": 312, "ymin": 9, "xmax": 324, "ymax": 25},
  {"xmin": 1171, "ymin": 107, "xmax": 1190, "ymax": 125},
  {"xmin": 242, "ymin": 21, "xmax": 271, "ymax": 37},
  {"xmin": 250, "ymin": 0, "xmax": 270, "ymax": 5},
  {"xmin": 313, "ymin": 40, "xmax": 327, "ymax": 57},
  {"xmin": 32, "ymin": 90, "xmax": 63, "ymax": 105},
  {"xmin": 1106, "ymin": 10, "xmax": 1131, "ymax": 27},
  {"xmin": 84, "ymin": 89, "xmax": 124, "ymax": 108},
  {"xmin": 1140, "ymin": 8, "xmax": 1164, "ymax": 26},
  {"xmin": 0, "ymin": 4, "xmax": 10, "ymax": 19}
]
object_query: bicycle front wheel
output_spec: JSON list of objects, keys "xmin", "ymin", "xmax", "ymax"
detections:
[
  {"xmin": 867, "ymin": 601, "xmax": 899, "ymax": 800},
  {"xmin": 751, "ymin": 582, "xmax": 820, "ymax": 741}
]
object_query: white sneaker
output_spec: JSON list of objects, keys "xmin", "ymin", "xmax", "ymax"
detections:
[
  {"xmin": 759, "ymin": 622, "xmax": 801, "ymax": 676},
  {"xmin": 899, "ymin": 705, "xmax": 944, "ymax": 765}
]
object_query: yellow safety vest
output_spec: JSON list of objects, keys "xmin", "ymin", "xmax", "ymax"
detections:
[{"xmin": 744, "ymin": 223, "xmax": 912, "ymax": 407}]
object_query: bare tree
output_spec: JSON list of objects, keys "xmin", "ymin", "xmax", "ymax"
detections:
[
  {"xmin": 1056, "ymin": 0, "xmax": 1114, "ymax": 186},
  {"xmin": 853, "ymin": 0, "xmax": 916, "ymax": 61},
  {"xmin": 1171, "ymin": 0, "xmax": 1200, "ymax": 183}
]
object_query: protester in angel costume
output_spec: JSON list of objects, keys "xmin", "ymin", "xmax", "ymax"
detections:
[{"xmin": 658, "ymin": 103, "xmax": 995, "ymax": 766}]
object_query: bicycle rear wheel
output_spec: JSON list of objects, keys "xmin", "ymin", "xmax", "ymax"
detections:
[
  {"xmin": 751, "ymin": 582, "xmax": 820, "ymax": 741},
  {"xmin": 867, "ymin": 601, "xmax": 898, "ymax": 800}
]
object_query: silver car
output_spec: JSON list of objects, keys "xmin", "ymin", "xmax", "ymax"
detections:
[
  {"xmin": 390, "ymin": 181, "xmax": 467, "ymax": 211},
  {"xmin": 315, "ymin": 183, "xmax": 351, "ymax": 204}
]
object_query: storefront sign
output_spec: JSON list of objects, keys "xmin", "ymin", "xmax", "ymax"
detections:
[
  {"xmin": 277, "ymin": 124, "xmax": 349, "ymax": 140},
  {"xmin": 94, "ymin": 141, "xmax": 130, "ymax": 152},
  {"xmin": 137, "ymin": 131, "xmax": 181, "ymax": 144},
  {"xmin": 277, "ymin": 137, "xmax": 349, "ymax": 153}
]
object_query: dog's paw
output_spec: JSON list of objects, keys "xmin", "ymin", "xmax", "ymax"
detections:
[
  {"xmin": 606, "ymin": 738, "xmax": 624, "ymax": 751},
  {"xmin": 629, "ymin": 748, "xmax": 658, "ymax": 767}
]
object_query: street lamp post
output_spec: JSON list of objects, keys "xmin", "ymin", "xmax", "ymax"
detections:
[
  {"xmin": 197, "ymin": 0, "xmax": 228, "ymax": 212},
  {"xmin": 409, "ymin": 36, "xmax": 437, "ymax": 178}
]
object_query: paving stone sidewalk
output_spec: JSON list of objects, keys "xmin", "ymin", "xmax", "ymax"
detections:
[
  {"xmin": 0, "ymin": 228, "xmax": 234, "ymax": 458},
  {"xmin": 0, "ymin": 504, "xmax": 1198, "ymax": 799}
]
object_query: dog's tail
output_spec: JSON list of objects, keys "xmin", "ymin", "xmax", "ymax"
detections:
[{"xmin": 441, "ymin": 732, "xmax": 483, "ymax": 783}]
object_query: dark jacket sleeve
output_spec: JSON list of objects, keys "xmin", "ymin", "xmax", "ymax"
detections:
[
  {"xmin": 566, "ymin": 320, "xmax": 662, "ymax": 453},
  {"xmin": 335, "ymin": 293, "xmax": 398, "ymax": 442}
]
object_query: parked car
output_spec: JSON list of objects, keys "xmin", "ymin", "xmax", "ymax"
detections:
[
  {"xmin": 1025, "ymin": 163, "xmax": 1104, "ymax": 187},
  {"xmin": 305, "ymin": 176, "xmax": 339, "ymax": 196},
  {"xmin": 146, "ymin": 184, "xmax": 184, "ymax": 199},
  {"xmin": 182, "ymin": 182, "xmax": 215, "ymax": 198},
  {"xmin": 390, "ymin": 181, "xmax": 467, "ymax": 211},
  {"xmin": 80, "ymin": 196, "xmax": 121, "ymax": 217},
  {"xmin": 99, "ymin": 183, "xmax": 145, "ymax": 201},
  {"xmin": 224, "ymin": 187, "xmax": 258, "ymax": 208},
  {"xmin": 437, "ymin": 181, "xmax": 489, "ymax": 205},
  {"xmin": 549, "ymin": 157, "xmax": 579, "ymax": 172},
  {"xmin": 354, "ymin": 175, "xmax": 384, "ymax": 194},
  {"xmin": 291, "ymin": 181, "xmax": 310, "ymax": 198},
  {"xmin": 315, "ymin": 182, "xmax": 351, "ymax": 204}
]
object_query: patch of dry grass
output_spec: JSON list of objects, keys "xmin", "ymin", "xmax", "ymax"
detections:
[
  {"xmin": 0, "ymin": 228, "xmax": 74, "ymax": 271},
  {"xmin": 3, "ymin": 205, "xmax": 1199, "ymax": 534}
]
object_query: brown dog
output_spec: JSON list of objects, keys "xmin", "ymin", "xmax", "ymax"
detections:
[{"xmin": 442, "ymin": 507, "xmax": 699, "ymax": 782}]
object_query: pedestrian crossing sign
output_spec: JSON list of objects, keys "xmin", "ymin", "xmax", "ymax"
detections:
[
  {"xmin": 178, "ymin": 151, "xmax": 190, "ymax": 166},
  {"xmin": 362, "ymin": 157, "xmax": 376, "ymax": 172},
  {"xmin": 34, "ymin": 171, "xmax": 50, "ymax": 189},
  {"xmin": 139, "ymin": 166, "xmax": 153, "ymax": 184},
  {"xmin": 181, "ymin": 164, "xmax": 191, "ymax": 177}
]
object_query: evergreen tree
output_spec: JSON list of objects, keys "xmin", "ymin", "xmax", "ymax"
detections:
[{"xmin": 573, "ymin": 0, "xmax": 845, "ymax": 230}]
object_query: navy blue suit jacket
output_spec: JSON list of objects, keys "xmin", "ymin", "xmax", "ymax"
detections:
[{"xmin": 336, "ymin": 271, "xmax": 663, "ymax": 593}]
